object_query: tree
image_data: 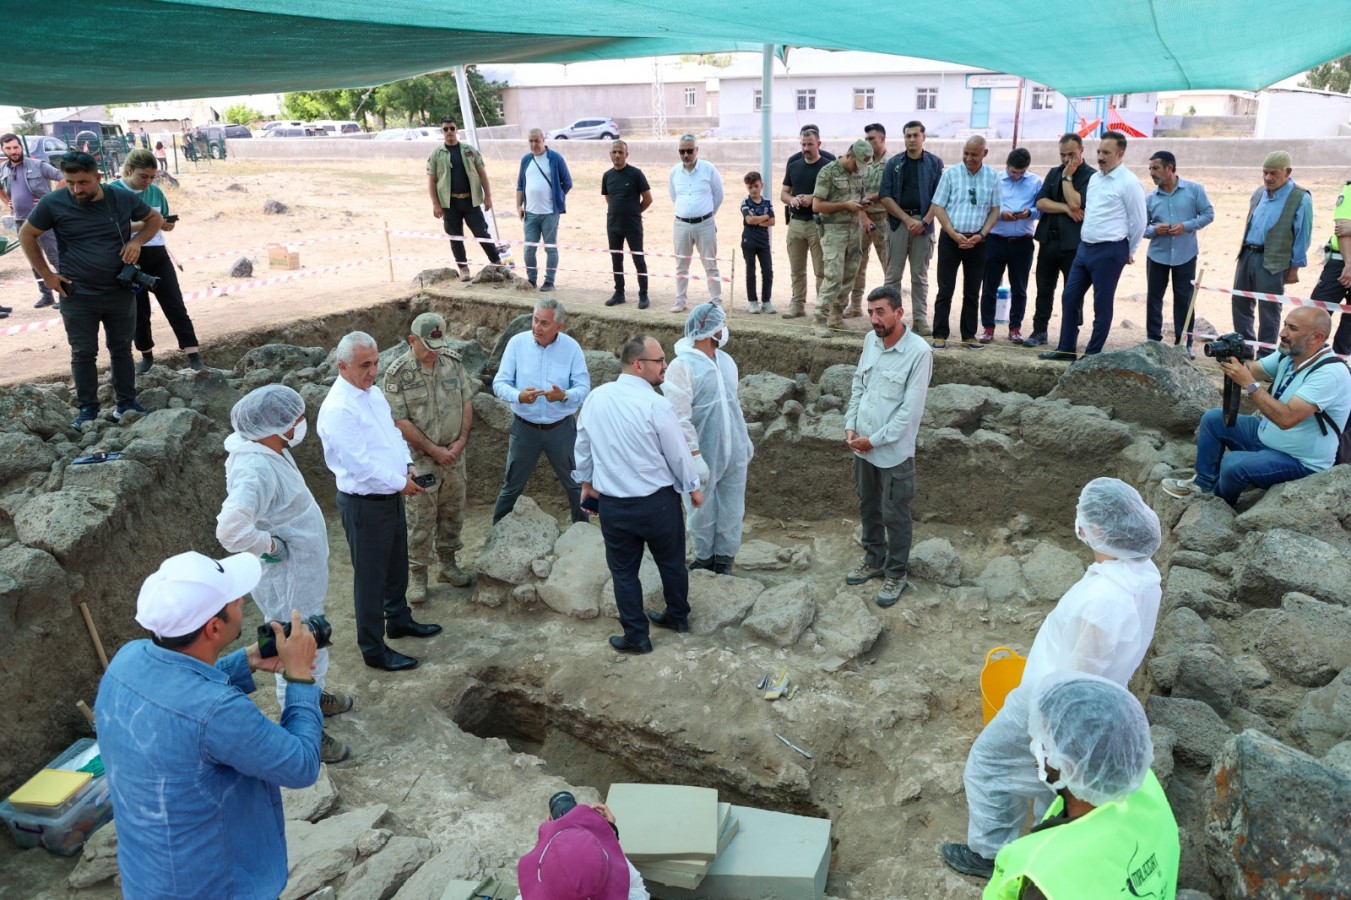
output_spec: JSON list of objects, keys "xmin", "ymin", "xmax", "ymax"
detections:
[
  {"xmin": 1300, "ymin": 55, "xmax": 1351, "ymax": 94},
  {"xmin": 281, "ymin": 67, "xmax": 505, "ymax": 129},
  {"xmin": 680, "ymin": 54, "xmax": 733, "ymax": 68},
  {"xmin": 223, "ymin": 104, "xmax": 263, "ymax": 125},
  {"xmin": 14, "ymin": 108, "xmax": 41, "ymax": 136}
]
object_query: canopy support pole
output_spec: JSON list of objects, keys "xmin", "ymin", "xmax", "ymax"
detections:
[
  {"xmin": 760, "ymin": 45, "xmax": 774, "ymax": 192},
  {"xmin": 454, "ymin": 65, "xmax": 478, "ymax": 149}
]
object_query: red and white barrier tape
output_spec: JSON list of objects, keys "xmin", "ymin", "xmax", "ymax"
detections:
[
  {"xmin": 386, "ymin": 229, "xmax": 731, "ymax": 266},
  {"xmin": 1195, "ymin": 282, "xmax": 1351, "ymax": 316},
  {"xmin": 177, "ymin": 235, "xmax": 355, "ymax": 264}
]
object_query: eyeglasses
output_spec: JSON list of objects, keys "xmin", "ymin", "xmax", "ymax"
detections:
[
  {"xmin": 678, "ymin": 148, "xmax": 695, "ymax": 155},
  {"xmin": 968, "ymin": 187, "xmax": 977, "ymax": 205},
  {"xmin": 638, "ymin": 357, "xmax": 668, "ymax": 366}
]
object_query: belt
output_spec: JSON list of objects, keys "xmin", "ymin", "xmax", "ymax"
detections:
[
  {"xmin": 340, "ymin": 490, "xmax": 397, "ymax": 502},
  {"xmin": 675, "ymin": 213, "xmax": 713, "ymax": 224},
  {"xmin": 991, "ymin": 233, "xmax": 1033, "ymax": 241},
  {"xmin": 1330, "ymin": 252, "xmax": 1344, "ymax": 261},
  {"xmin": 515, "ymin": 414, "xmax": 569, "ymax": 431},
  {"xmin": 1242, "ymin": 243, "xmax": 1265, "ymax": 253},
  {"xmin": 903, "ymin": 209, "xmax": 923, "ymax": 216},
  {"xmin": 1084, "ymin": 238, "xmax": 1127, "ymax": 246},
  {"xmin": 450, "ymin": 192, "xmax": 472, "ymax": 199}
]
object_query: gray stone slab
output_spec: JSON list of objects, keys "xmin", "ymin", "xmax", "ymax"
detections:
[
  {"xmin": 605, "ymin": 784, "xmax": 719, "ymax": 862},
  {"xmin": 658, "ymin": 805, "xmax": 831, "ymax": 900}
]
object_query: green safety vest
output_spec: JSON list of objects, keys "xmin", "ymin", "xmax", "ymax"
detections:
[
  {"xmin": 983, "ymin": 771, "xmax": 1179, "ymax": 900},
  {"xmin": 1332, "ymin": 181, "xmax": 1351, "ymax": 254}
]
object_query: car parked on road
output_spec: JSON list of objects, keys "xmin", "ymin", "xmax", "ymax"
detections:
[
  {"xmin": 19, "ymin": 134, "xmax": 69, "ymax": 165},
  {"xmin": 546, "ymin": 118, "xmax": 621, "ymax": 141},
  {"xmin": 222, "ymin": 124, "xmax": 252, "ymax": 139},
  {"xmin": 372, "ymin": 127, "xmax": 440, "ymax": 141}
]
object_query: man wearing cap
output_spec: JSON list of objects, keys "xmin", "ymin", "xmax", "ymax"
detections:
[
  {"xmin": 317, "ymin": 331, "xmax": 442, "ymax": 673},
  {"xmin": 217, "ymin": 384, "xmax": 352, "ymax": 764},
  {"xmin": 1310, "ymin": 177, "xmax": 1351, "ymax": 355},
  {"xmin": 1231, "ymin": 149, "xmax": 1314, "ymax": 351},
  {"xmin": 574, "ymin": 334, "xmax": 703, "ymax": 654},
  {"xmin": 96, "ymin": 552, "xmax": 322, "ymax": 899},
  {"xmin": 812, "ymin": 139, "xmax": 874, "ymax": 337},
  {"xmin": 1, "ymin": 132, "xmax": 61, "ymax": 313},
  {"xmin": 427, "ymin": 116, "xmax": 502, "ymax": 278},
  {"xmin": 382, "ymin": 312, "xmax": 476, "ymax": 602},
  {"xmin": 983, "ymin": 675, "xmax": 1180, "ymax": 899},
  {"xmin": 1144, "ymin": 151, "xmax": 1214, "ymax": 354},
  {"xmin": 492, "ymin": 298, "xmax": 591, "ymax": 524},
  {"xmin": 848, "ymin": 123, "xmax": 891, "ymax": 318},
  {"xmin": 668, "ymin": 134, "xmax": 724, "ymax": 312},
  {"xmin": 517, "ymin": 803, "xmax": 649, "ymax": 900},
  {"xmin": 929, "ymin": 136, "xmax": 1002, "ymax": 350}
]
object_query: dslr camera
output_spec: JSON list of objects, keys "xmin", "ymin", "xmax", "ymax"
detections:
[
  {"xmin": 256, "ymin": 614, "xmax": 333, "ymax": 658},
  {"xmin": 117, "ymin": 263, "xmax": 159, "ymax": 292},
  {"xmin": 1203, "ymin": 332, "xmax": 1254, "ymax": 362}
]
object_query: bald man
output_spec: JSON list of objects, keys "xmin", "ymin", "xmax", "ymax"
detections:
[
  {"xmin": 928, "ymin": 136, "xmax": 1001, "ymax": 349},
  {"xmin": 1163, "ymin": 307, "xmax": 1351, "ymax": 506}
]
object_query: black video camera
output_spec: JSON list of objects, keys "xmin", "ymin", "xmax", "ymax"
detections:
[
  {"xmin": 256, "ymin": 614, "xmax": 333, "ymax": 658},
  {"xmin": 117, "ymin": 263, "xmax": 159, "ymax": 292},
  {"xmin": 1203, "ymin": 332, "xmax": 1254, "ymax": 362}
]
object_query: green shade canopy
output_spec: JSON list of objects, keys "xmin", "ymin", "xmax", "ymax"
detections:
[{"xmin": 7, "ymin": 0, "xmax": 1348, "ymax": 107}]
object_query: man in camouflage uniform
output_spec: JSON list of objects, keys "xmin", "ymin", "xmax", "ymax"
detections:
[
  {"xmin": 812, "ymin": 139, "xmax": 873, "ymax": 337},
  {"xmin": 849, "ymin": 124, "xmax": 890, "ymax": 318},
  {"xmin": 382, "ymin": 312, "xmax": 475, "ymax": 603}
]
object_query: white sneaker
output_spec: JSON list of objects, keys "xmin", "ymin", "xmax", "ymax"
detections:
[
  {"xmin": 1161, "ymin": 476, "xmax": 1203, "ymax": 500},
  {"xmin": 671, "ymin": 301, "xmax": 688, "ymax": 313},
  {"xmin": 749, "ymin": 302, "xmax": 762, "ymax": 314},
  {"xmin": 762, "ymin": 302, "xmax": 778, "ymax": 315}
]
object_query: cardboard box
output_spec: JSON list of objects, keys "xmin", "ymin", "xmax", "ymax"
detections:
[{"xmin": 268, "ymin": 244, "xmax": 300, "ymax": 270}]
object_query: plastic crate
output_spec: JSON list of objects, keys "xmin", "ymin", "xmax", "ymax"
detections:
[{"xmin": 0, "ymin": 739, "xmax": 113, "ymax": 856}]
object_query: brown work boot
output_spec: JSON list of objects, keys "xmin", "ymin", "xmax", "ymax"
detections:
[
  {"xmin": 408, "ymin": 566, "xmax": 429, "ymax": 604},
  {"xmin": 842, "ymin": 302, "xmax": 863, "ymax": 318},
  {"xmin": 438, "ymin": 555, "xmax": 472, "ymax": 587},
  {"xmin": 783, "ymin": 303, "xmax": 805, "ymax": 319},
  {"xmin": 320, "ymin": 730, "xmax": 351, "ymax": 763},
  {"xmin": 320, "ymin": 691, "xmax": 354, "ymax": 717}
]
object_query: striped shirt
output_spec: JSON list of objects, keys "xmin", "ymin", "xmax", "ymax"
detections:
[{"xmin": 931, "ymin": 163, "xmax": 1002, "ymax": 234}]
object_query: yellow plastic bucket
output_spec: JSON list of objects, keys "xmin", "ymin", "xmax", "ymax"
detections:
[{"xmin": 981, "ymin": 646, "xmax": 1027, "ymax": 725}]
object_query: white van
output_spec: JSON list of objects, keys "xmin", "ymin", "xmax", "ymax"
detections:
[{"xmin": 310, "ymin": 120, "xmax": 362, "ymax": 135}]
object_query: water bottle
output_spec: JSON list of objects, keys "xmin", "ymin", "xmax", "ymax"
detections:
[{"xmin": 995, "ymin": 286, "xmax": 1011, "ymax": 325}]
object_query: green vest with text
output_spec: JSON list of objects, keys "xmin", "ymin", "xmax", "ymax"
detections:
[
  {"xmin": 1331, "ymin": 181, "xmax": 1351, "ymax": 254},
  {"xmin": 983, "ymin": 771, "xmax": 1179, "ymax": 900}
]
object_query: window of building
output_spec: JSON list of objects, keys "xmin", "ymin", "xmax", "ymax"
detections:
[
  {"xmin": 796, "ymin": 89, "xmax": 816, "ymax": 111},
  {"xmin": 1031, "ymin": 87, "xmax": 1055, "ymax": 110},
  {"xmin": 853, "ymin": 88, "xmax": 875, "ymax": 110},
  {"xmin": 916, "ymin": 87, "xmax": 938, "ymax": 110},
  {"xmin": 684, "ymin": 87, "xmax": 697, "ymax": 108},
  {"xmin": 1111, "ymin": 93, "xmax": 1130, "ymax": 109},
  {"xmin": 753, "ymin": 90, "xmax": 762, "ymax": 112}
]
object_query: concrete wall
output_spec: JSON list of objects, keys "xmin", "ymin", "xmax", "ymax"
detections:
[
  {"xmin": 1256, "ymin": 91, "xmax": 1351, "ymax": 139},
  {"xmin": 500, "ymin": 81, "xmax": 717, "ymax": 136}
]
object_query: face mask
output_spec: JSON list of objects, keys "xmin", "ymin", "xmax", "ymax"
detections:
[
  {"xmin": 286, "ymin": 419, "xmax": 308, "ymax": 447},
  {"xmin": 714, "ymin": 325, "xmax": 730, "ymax": 349}
]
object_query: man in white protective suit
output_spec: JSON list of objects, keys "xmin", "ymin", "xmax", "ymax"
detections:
[
  {"xmin": 663, "ymin": 302, "xmax": 753, "ymax": 575},
  {"xmin": 940, "ymin": 476, "xmax": 1163, "ymax": 880},
  {"xmin": 216, "ymin": 384, "xmax": 354, "ymax": 763}
]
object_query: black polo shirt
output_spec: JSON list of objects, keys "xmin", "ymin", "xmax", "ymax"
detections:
[
  {"xmin": 26, "ymin": 185, "xmax": 152, "ymax": 297},
  {"xmin": 602, "ymin": 164, "xmax": 651, "ymax": 233}
]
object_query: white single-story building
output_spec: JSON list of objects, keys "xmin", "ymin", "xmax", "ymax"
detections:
[
  {"xmin": 1255, "ymin": 87, "xmax": 1351, "ymax": 138},
  {"xmin": 715, "ymin": 50, "xmax": 1156, "ymax": 140}
]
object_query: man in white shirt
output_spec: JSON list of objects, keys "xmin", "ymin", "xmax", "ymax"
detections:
[
  {"xmin": 574, "ymin": 334, "xmax": 703, "ymax": 654},
  {"xmin": 514, "ymin": 128, "xmax": 572, "ymax": 291},
  {"xmin": 668, "ymin": 135, "xmax": 724, "ymax": 312},
  {"xmin": 1039, "ymin": 131, "xmax": 1147, "ymax": 361},
  {"xmin": 316, "ymin": 332, "xmax": 442, "ymax": 672},
  {"xmin": 844, "ymin": 286, "xmax": 933, "ymax": 607},
  {"xmin": 491, "ymin": 299, "xmax": 592, "ymax": 524}
]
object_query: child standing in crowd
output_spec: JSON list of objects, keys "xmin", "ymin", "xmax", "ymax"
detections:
[
  {"xmin": 154, "ymin": 141, "xmax": 167, "ymax": 171},
  {"xmin": 740, "ymin": 171, "xmax": 775, "ymax": 314}
]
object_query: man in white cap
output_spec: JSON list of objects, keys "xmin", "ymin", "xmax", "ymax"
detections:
[
  {"xmin": 217, "ymin": 383, "xmax": 352, "ymax": 763},
  {"xmin": 96, "ymin": 552, "xmax": 321, "ymax": 900}
]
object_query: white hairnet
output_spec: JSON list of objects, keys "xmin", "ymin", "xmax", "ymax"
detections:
[
  {"xmin": 230, "ymin": 384, "xmax": 306, "ymax": 441},
  {"xmin": 685, "ymin": 302, "xmax": 727, "ymax": 341},
  {"xmin": 1028, "ymin": 673, "xmax": 1153, "ymax": 807},
  {"xmin": 1075, "ymin": 477, "xmax": 1161, "ymax": 560}
]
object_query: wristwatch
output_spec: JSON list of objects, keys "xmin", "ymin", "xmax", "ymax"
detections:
[{"xmin": 1244, "ymin": 382, "xmax": 1261, "ymax": 396}]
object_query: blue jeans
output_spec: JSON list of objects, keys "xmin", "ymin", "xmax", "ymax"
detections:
[
  {"xmin": 1194, "ymin": 408, "xmax": 1312, "ymax": 505},
  {"xmin": 523, "ymin": 212, "xmax": 560, "ymax": 285},
  {"xmin": 1055, "ymin": 239, "xmax": 1129, "ymax": 355}
]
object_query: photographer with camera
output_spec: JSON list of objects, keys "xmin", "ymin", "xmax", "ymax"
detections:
[
  {"xmin": 19, "ymin": 151, "xmax": 162, "ymax": 427},
  {"xmin": 515, "ymin": 791, "xmax": 650, "ymax": 900},
  {"xmin": 218, "ymin": 384, "xmax": 353, "ymax": 763},
  {"xmin": 111, "ymin": 148, "xmax": 206, "ymax": 374},
  {"xmin": 95, "ymin": 551, "xmax": 322, "ymax": 899},
  {"xmin": 1162, "ymin": 307, "xmax": 1351, "ymax": 506}
]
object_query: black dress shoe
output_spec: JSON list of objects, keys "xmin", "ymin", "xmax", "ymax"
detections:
[
  {"xmin": 1038, "ymin": 350, "xmax": 1078, "ymax": 361},
  {"xmin": 605, "ymin": 292, "xmax": 626, "ymax": 306},
  {"xmin": 363, "ymin": 649, "xmax": 419, "ymax": 671},
  {"xmin": 637, "ymin": 294, "xmax": 650, "ymax": 310},
  {"xmin": 386, "ymin": 619, "xmax": 442, "ymax": 639},
  {"xmin": 609, "ymin": 635, "xmax": 653, "ymax": 654},
  {"xmin": 647, "ymin": 610, "xmax": 689, "ymax": 633}
]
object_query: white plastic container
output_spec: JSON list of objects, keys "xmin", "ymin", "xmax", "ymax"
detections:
[
  {"xmin": 0, "ymin": 738, "xmax": 113, "ymax": 856},
  {"xmin": 995, "ymin": 286, "xmax": 1011, "ymax": 325}
]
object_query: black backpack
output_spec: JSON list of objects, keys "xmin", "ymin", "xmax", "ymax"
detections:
[{"xmin": 1306, "ymin": 356, "xmax": 1351, "ymax": 466}]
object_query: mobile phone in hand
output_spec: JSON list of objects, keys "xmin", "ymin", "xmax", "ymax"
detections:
[{"xmin": 580, "ymin": 494, "xmax": 599, "ymax": 514}]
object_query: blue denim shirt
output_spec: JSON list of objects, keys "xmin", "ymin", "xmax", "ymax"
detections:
[
  {"xmin": 96, "ymin": 640, "xmax": 322, "ymax": 900},
  {"xmin": 1145, "ymin": 178, "xmax": 1215, "ymax": 266},
  {"xmin": 515, "ymin": 147, "xmax": 573, "ymax": 214}
]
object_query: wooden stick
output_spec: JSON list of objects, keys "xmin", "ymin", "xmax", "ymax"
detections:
[
  {"xmin": 76, "ymin": 701, "xmax": 95, "ymax": 727},
  {"xmin": 383, "ymin": 220, "xmax": 395, "ymax": 283},
  {"xmin": 1183, "ymin": 267, "xmax": 1206, "ymax": 343},
  {"xmin": 78, "ymin": 602, "xmax": 109, "ymax": 671}
]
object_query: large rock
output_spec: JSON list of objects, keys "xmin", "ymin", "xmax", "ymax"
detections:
[
  {"xmin": 976, "ymin": 556, "xmax": 1029, "ymax": 605},
  {"xmin": 234, "ymin": 343, "xmax": 328, "ymax": 377},
  {"xmin": 1234, "ymin": 465, "xmax": 1351, "ymax": 545},
  {"xmin": 474, "ymin": 496, "xmax": 559, "ymax": 584},
  {"xmin": 0, "ymin": 384, "xmax": 77, "ymax": 439},
  {"xmin": 742, "ymin": 580, "xmax": 816, "ymax": 647},
  {"xmin": 1155, "ymin": 607, "xmax": 1219, "ymax": 656},
  {"xmin": 537, "ymin": 522, "xmax": 609, "ymax": 618},
  {"xmin": 0, "ymin": 432, "xmax": 58, "ymax": 486},
  {"xmin": 13, "ymin": 488, "xmax": 120, "ymax": 563},
  {"xmin": 1205, "ymin": 730, "xmax": 1351, "ymax": 898},
  {"xmin": 1290, "ymin": 665, "xmax": 1351, "ymax": 756},
  {"xmin": 1171, "ymin": 497, "xmax": 1239, "ymax": 555},
  {"xmin": 0, "ymin": 544, "xmax": 81, "ymax": 631},
  {"xmin": 283, "ymin": 804, "xmax": 389, "ymax": 900},
  {"xmin": 1231, "ymin": 528, "xmax": 1351, "ymax": 608},
  {"xmin": 282, "ymin": 763, "xmax": 339, "ymax": 821},
  {"xmin": 687, "ymin": 570, "xmax": 763, "ymax": 635},
  {"xmin": 1171, "ymin": 646, "xmax": 1242, "ymax": 714},
  {"xmin": 920, "ymin": 383, "xmax": 1012, "ymax": 430},
  {"xmin": 471, "ymin": 391, "xmax": 514, "ymax": 433},
  {"xmin": 734, "ymin": 538, "xmax": 805, "ymax": 571},
  {"xmin": 1047, "ymin": 341, "xmax": 1219, "ymax": 435},
  {"xmin": 812, "ymin": 592, "xmax": 883, "ymax": 660},
  {"xmin": 1019, "ymin": 542, "xmax": 1085, "ymax": 604},
  {"xmin": 909, "ymin": 537, "xmax": 962, "ymax": 587},
  {"xmin": 341, "ymin": 835, "xmax": 436, "ymax": 900},
  {"xmin": 818, "ymin": 364, "xmax": 856, "ymax": 406},
  {"xmin": 1160, "ymin": 566, "xmax": 1239, "ymax": 619},
  {"xmin": 67, "ymin": 820, "xmax": 119, "ymax": 888},
  {"xmin": 393, "ymin": 846, "xmax": 488, "ymax": 900},
  {"xmin": 1018, "ymin": 400, "xmax": 1133, "ymax": 457},
  {"xmin": 584, "ymin": 349, "xmax": 621, "ymax": 387},
  {"xmin": 1145, "ymin": 695, "xmax": 1232, "ymax": 769},
  {"xmin": 738, "ymin": 372, "xmax": 797, "ymax": 421},
  {"xmin": 1254, "ymin": 592, "xmax": 1351, "ymax": 687}
]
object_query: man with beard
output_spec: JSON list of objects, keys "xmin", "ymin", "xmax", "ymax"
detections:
[{"xmin": 0, "ymin": 132, "xmax": 62, "ymax": 313}]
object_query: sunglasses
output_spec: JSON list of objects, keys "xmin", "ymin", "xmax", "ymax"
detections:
[
  {"xmin": 441, "ymin": 126, "xmax": 457, "ymax": 132},
  {"xmin": 678, "ymin": 148, "xmax": 695, "ymax": 155},
  {"xmin": 968, "ymin": 187, "xmax": 977, "ymax": 205}
]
